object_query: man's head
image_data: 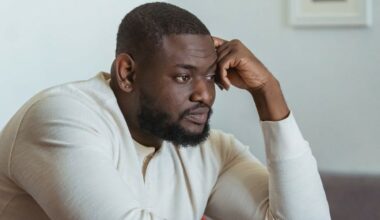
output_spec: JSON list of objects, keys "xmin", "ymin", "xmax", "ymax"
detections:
[
  {"xmin": 115, "ymin": 2, "xmax": 211, "ymax": 63},
  {"xmin": 111, "ymin": 2, "xmax": 217, "ymax": 147}
]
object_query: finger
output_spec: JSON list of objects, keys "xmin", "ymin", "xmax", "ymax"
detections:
[
  {"xmin": 212, "ymin": 36, "xmax": 227, "ymax": 48},
  {"xmin": 216, "ymin": 39, "xmax": 229, "ymax": 50},
  {"xmin": 217, "ymin": 54, "xmax": 237, "ymax": 90},
  {"xmin": 216, "ymin": 65, "xmax": 230, "ymax": 90},
  {"xmin": 214, "ymin": 80, "xmax": 224, "ymax": 91},
  {"xmin": 216, "ymin": 44, "xmax": 231, "ymax": 63}
]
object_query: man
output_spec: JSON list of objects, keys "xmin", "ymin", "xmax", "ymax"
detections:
[{"xmin": 0, "ymin": 2, "xmax": 330, "ymax": 220}]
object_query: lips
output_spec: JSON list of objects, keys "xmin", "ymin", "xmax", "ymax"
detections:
[
  {"xmin": 183, "ymin": 107, "xmax": 209, "ymax": 125},
  {"xmin": 185, "ymin": 113, "xmax": 208, "ymax": 124}
]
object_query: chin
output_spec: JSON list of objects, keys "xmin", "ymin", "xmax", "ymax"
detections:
[{"xmin": 169, "ymin": 123, "xmax": 210, "ymax": 147}]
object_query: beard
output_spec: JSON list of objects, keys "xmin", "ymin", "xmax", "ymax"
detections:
[{"xmin": 137, "ymin": 91, "xmax": 212, "ymax": 147}]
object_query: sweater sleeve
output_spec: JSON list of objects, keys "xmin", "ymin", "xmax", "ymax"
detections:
[
  {"xmin": 261, "ymin": 111, "xmax": 331, "ymax": 219},
  {"xmin": 9, "ymin": 95, "xmax": 165, "ymax": 220},
  {"xmin": 205, "ymin": 112, "xmax": 331, "ymax": 220}
]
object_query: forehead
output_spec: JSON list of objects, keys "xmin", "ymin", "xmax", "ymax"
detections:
[{"xmin": 158, "ymin": 34, "xmax": 216, "ymax": 67}]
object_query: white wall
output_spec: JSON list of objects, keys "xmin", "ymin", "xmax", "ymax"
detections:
[
  {"xmin": 1, "ymin": 1, "xmax": 379, "ymax": 174},
  {"xmin": 0, "ymin": 0, "xmax": 161, "ymax": 123}
]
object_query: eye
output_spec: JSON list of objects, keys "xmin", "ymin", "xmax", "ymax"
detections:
[
  {"xmin": 175, "ymin": 74, "xmax": 191, "ymax": 83},
  {"xmin": 205, "ymin": 73, "xmax": 216, "ymax": 81}
]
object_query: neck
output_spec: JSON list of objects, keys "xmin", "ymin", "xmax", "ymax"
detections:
[
  {"xmin": 111, "ymin": 82, "xmax": 163, "ymax": 149},
  {"xmin": 128, "ymin": 124, "xmax": 163, "ymax": 149}
]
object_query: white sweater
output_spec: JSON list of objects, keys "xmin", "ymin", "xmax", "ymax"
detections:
[{"xmin": 0, "ymin": 73, "xmax": 330, "ymax": 220}]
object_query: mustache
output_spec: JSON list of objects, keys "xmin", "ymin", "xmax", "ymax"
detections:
[{"xmin": 179, "ymin": 103, "xmax": 213, "ymax": 120}]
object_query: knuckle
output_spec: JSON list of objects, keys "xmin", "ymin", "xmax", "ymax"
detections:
[{"xmin": 231, "ymin": 39, "xmax": 241, "ymax": 45}]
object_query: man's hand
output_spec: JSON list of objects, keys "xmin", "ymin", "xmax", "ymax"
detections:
[
  {"xmin": 213, "ymin": 36, "xmax": 290, "ymax": 121},
  {"xmin": 213, "ymin": 36, "xmax": 273, "ymax": 92}
]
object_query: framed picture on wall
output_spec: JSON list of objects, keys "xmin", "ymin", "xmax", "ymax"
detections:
[{"xmin": 289, "ymin": 0, "xmax": 372, "ymax": 27}]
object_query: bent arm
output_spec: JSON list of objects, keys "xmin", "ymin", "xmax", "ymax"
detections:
[
  {"xmin": 205, "ymin": 112, "xmax": 330, "ymax": 220},
  {"xmin": 261, "ymin": 111, "xmax": 330, "ymax": 219},
  {"xmin": 253, "ymin": 72, "xmax": 330, "ymax": 219}
]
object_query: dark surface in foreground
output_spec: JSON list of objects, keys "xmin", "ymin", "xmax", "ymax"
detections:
[{"xmin": 321, "ymin": 172, "xmax": 380, "ymax": 220}]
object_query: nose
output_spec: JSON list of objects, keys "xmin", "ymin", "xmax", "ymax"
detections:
[{"xmin": 189, "ymin": 77, "xmax": 215, "ymax": 106}]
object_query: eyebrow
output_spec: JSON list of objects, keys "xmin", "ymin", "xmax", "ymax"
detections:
[{"xmin": 174, "ymin": 59, "xmax": 217, "ymax": 72}]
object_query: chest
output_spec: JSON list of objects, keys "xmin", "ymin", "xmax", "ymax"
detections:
[{"xmin": 115, "ymin": 142, "xmax": 220, "ymax": 219}]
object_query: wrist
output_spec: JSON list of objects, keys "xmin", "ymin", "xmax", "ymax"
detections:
[
  {"xmin": 248, "ymin": 75, "xmax": 277, "ymax": 95},
  {"xmin": 250, "ymin": 78, "xmax": 290, "ymax": 121}
]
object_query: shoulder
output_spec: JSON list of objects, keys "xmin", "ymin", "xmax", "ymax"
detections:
[
  {"xmin": 200, "ymin": 129, "xmax": 250, "ymax": 164},
  {"xmin": 206, "ymin": 129, "xmax": 247, "ymax": 149},
  {"xmin": 4, "ymin": 73, "xmax": 118, "ymax": 151},
  {"xmin": 15, "ymin": 73, "xmax": 116, "ymax": 131}
]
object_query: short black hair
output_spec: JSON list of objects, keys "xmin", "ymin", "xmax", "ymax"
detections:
[{"xmin": 116, "ymin": 2, "xmax": 210, "ymax": 62}]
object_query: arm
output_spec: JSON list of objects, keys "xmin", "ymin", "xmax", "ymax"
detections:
[
  {"xmin": 205, "ymin": 37, "xmax": 330, "ymax": 219},
  {"xmin": 205, "ymin": 112, "xmax": 330, "ymax": 220},
  {"xmin": 10, "ymin": 96, "xmax": 165, "ymax": 220}
]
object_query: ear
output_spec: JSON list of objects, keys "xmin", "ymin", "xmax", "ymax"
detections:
[{"xmin": 115, "ymin": 53, "xmax": 136, "ymax": 93}]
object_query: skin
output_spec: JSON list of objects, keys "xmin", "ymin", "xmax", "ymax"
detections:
[
  {"xmin": 212, "ymin": 37, "xmax": 290, "ymax": 122},
  {"xmin": 111, "ymin": 34, "xmax": 290, "ymax": 149}
]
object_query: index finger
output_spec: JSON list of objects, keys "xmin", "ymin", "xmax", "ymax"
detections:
[{"xmin": 212, "ymin": 36, "xmax": 227, "ymax": 48}]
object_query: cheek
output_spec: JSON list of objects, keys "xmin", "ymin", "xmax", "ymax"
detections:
[
  {"xmin": 169, "ymin": 89, "xmax": 191, "ymax": 113},
  {"xmin": 151, "ymin": 85, "xmax": 189, "ymax": 118},
  {"xmin": 144, "ymin": 79, "xmax": 216, "ymax": 120}
]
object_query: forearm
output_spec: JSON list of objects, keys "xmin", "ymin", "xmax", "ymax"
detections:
[
  {"xmin": 251, "ymin": 78, "xmax": 330, "ymax": 219},
  {"xmin": 250, "ymin": 77, "xmax": 290, "ymax": 122},
  {"xmin": 260, "ymin": 112, "xmax": 331, "ymax": 220}
]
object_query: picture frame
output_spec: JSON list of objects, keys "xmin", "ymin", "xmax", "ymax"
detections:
[{"xmin": 289, "ymin": 0, "xmax": 372, "ymax": 27}]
